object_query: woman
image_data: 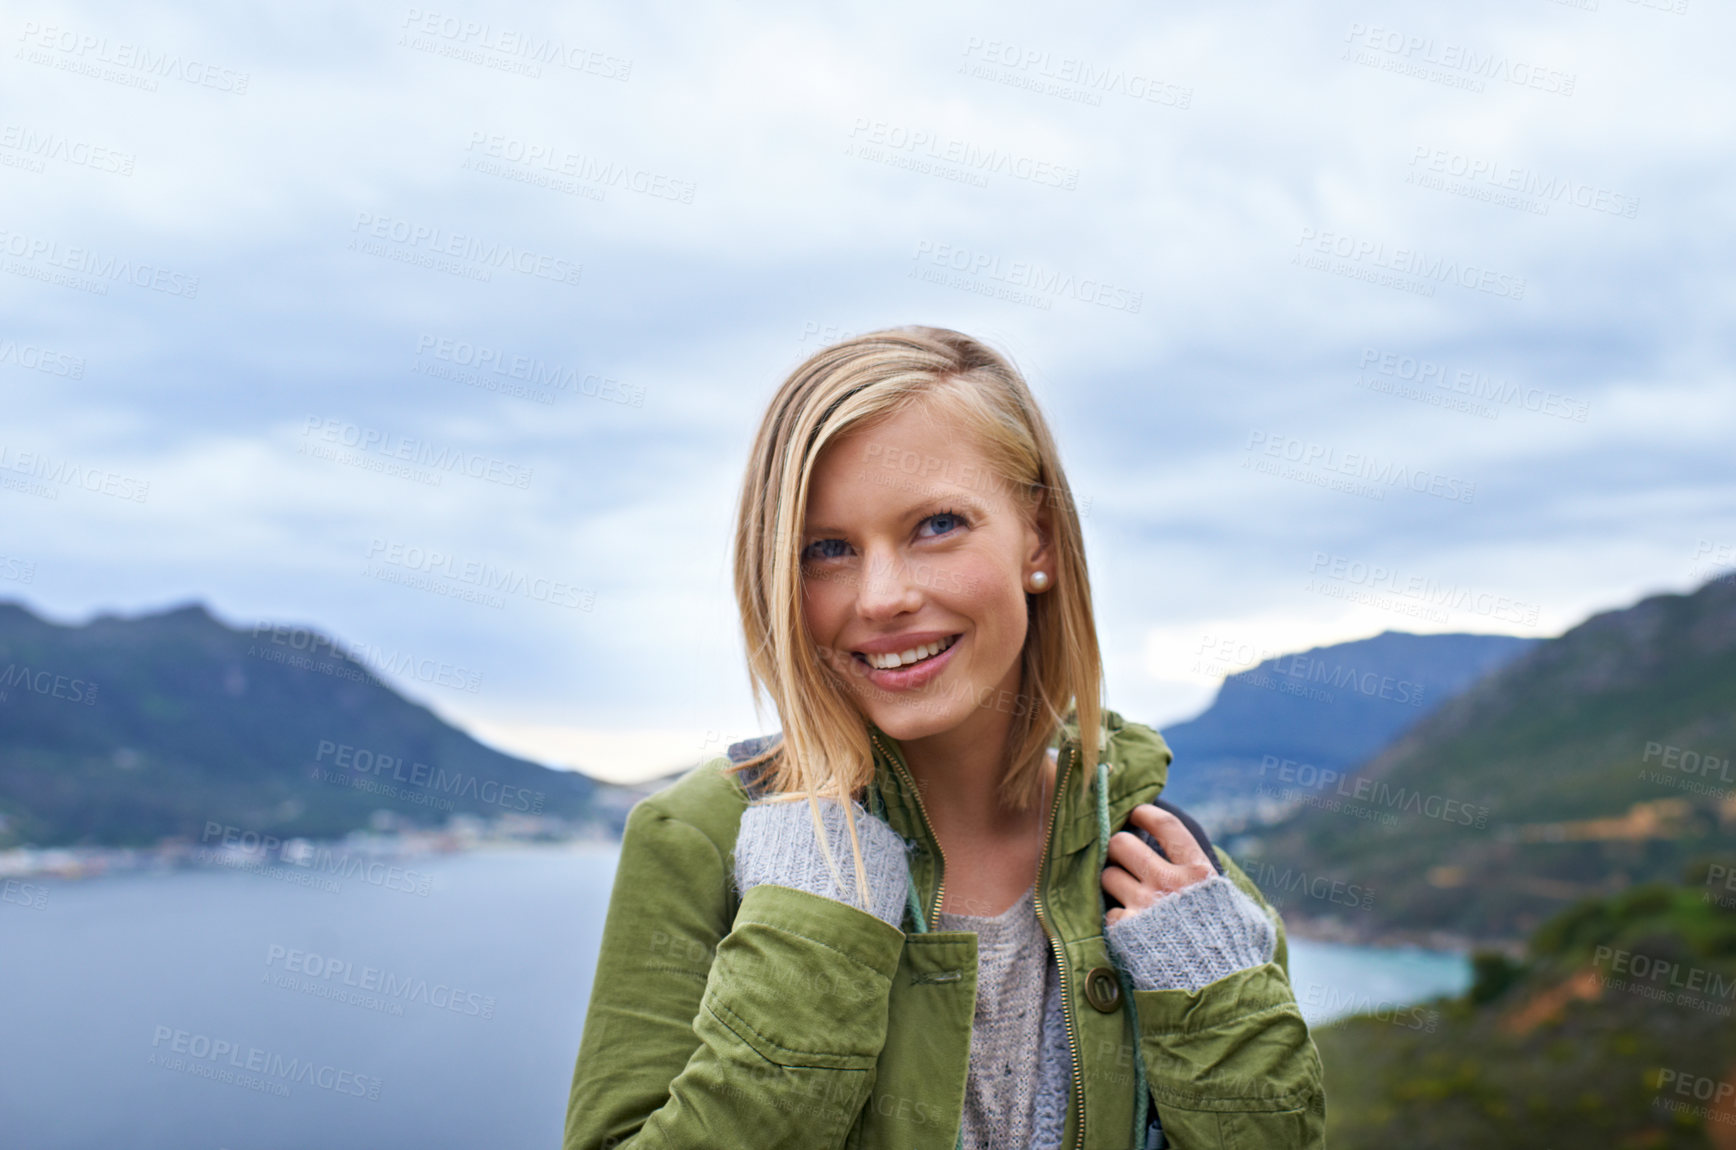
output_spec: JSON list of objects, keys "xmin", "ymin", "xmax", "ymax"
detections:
[{"xmin": 564, "ymin": 327, "xmax": 1325, "ymax": 1149}]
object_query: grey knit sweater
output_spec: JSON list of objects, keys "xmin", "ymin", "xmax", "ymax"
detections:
[
  {"xmin": 732, "ymin": 795, "xmax": 1277, "ymax": 1148},
  {"xmin": 935, "ymin": 885, "xmax": 1071, "ymax": 1150}
]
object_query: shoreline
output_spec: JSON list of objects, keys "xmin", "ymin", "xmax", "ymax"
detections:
[
  {"xmin": 1282, "ymin": 910, "xmax": 1525, "ymax": 957},
  {"xmin": 0, "ymin": 824, "xmax": 619, "ymax": 883}
]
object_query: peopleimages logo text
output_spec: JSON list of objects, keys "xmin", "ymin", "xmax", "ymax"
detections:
[
  {"xmin": 18, "ymin": 22, "xmax": 251, "ymax": 93},
  {"xmin": 1, "ymin": 226, "xmax": 199, "ymax": 298},
  {"xmin": 149, "ymin": 1025, "xmax": 381, "ymax": 1098},
  {"xmin": 313, "ymin": 739, "xmax": 545, "ymax": 812},
  {"xmin": 399, "ymin": 9, "xmax": 631, "ymax": 80},
  {"xmin": 1307, "ymin": 552, "xmax": 1541, "ymax": 627},
  {"xmin": 1342, "ymin": 23, "xmax": 1575, "ymax": 96},
  {"xmin": 911, "ymin": 241, "xmax": 1141, "ymax": 312},
  {"xmin": 413, "ymin": 335, "xmax": 642, "ymax": 406},
  {"xmin": 366, "ymin": 538, "xmax": 593, "ymax": 610},
  {"xmin": 847, "ymin": 118, "xmax": 1079, "ymax": 189},
  {"xmin": 300, "ymin": 417, "xmax": 533, "ymax": 489},
  {"xmin": 1246, "ymin": 430, "xmax": 1476, "ymax": 503},
  {"xmin": 0, "ymin": 443, "xmax": 150, "ymax": 503},
  {"xmin": 1, "ymin": 125, "xmax": 135, "ymax": 176},
  {"xmin": 1294, "ymin": 227, "xmax": 1525, "ymax": 300},
  {"xmin": 349, "ymin": 213, "xmax": 581, "ymax": 286},
  {"xmin": 265, "ymin": 944, "xmax": 496, "ymax": 1019},
  {"xmin": 959, "ymin": 37, "xmax": 1192, "ymax": 108}
]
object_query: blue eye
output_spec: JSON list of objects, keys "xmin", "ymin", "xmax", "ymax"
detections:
[
  {"xmin": 920, "ymin": 511, "xmax": 966, "ymax": 538},
  {"xmin": 802, "ymin": 538, "xmax": 849, "ymax": 562}
]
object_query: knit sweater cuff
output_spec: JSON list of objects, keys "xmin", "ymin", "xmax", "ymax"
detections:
[
  {"xmin": 733, "ymin": 796, "xmax": 912, "ymax": 929},
  {"xmin": 1104, "ymin": 873, "xmax": 1278, "ymax": 993}
]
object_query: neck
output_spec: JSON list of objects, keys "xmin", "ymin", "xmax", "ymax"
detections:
[
  {"xmin": 904, "ymin": 730, "xmax": 1016, "ymax": 838},
  {"xmin": 897, "ymin": 705, "xmax": 1054, "ymax": 843}
]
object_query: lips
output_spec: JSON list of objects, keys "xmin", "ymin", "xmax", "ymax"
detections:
[
  {"xmin": 851, "ymin": 632, "xmax": 963, "ymax": 691},
  {"xmin": 857, "ymin": 634, "xmax": 959, "ymax": 670}
]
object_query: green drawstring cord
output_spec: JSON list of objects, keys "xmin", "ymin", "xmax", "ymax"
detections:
[{"xmin": 1096, "ymin": 761, "xmax": 1155, "ymax": 1150}]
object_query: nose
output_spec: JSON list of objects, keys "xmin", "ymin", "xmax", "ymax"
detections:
[{"xmin": 855, "ymin": 546, "xmax": 922, "ymax": 620}]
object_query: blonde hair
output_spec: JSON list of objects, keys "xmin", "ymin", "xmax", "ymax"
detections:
[{"xmin": 729, "ymin": 326, "xmax": 1103, "ymax": 900}]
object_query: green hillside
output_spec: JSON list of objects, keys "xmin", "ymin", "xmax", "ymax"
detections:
[
  {"xmin": 1242, "ymin": 575, "xmax": 1736, "ymax": 943},
  {"xmin": 0, "ymin": 600, "xmax": 603, "ymax": 847},
  {"xmin": 1318, "ymin": 863, "xmax": 1736, "ymax": 1148}
]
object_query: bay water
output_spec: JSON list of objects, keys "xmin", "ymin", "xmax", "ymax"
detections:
[{"xmin": 0, "ymin": 846, "xmax": 1467, "ymax": 1148}]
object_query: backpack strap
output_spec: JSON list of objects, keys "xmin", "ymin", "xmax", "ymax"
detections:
[{"xmin": 1138, "ymin": 797, "xmax": 1226, "ymax": 875}]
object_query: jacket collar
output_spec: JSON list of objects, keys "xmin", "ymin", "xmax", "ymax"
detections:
[
  {"xmin": 730, "ymin": 709, "xmax": 1175, "ymax": 861},
  {"xmin": 866, "ymin": 709, "xmax": 1173, "ymax": 861}
]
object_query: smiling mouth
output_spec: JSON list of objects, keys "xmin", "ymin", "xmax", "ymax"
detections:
[{"xmin": 855, "ymin": 634, "xmax": 960, "ymax": 671}]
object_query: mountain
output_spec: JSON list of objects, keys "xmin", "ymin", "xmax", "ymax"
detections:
[
  {"xmin": 1316, "ymin": 865, "xmax": 1736, "ymax": 1149},
  {"xmin": 1245, "ymin": 575, "xmax": 1736, "ymax": 943},
  {"xmin": 0, "ymin": 600, "xmax": 605, "ymax": 848},
  {"xmin": 1158, "ymin": 631, "xmax": 1539, "ymax": 818}
]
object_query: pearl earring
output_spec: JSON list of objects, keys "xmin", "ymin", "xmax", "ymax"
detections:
[{"xmin": 1028, "ymin": 570, "xmax": 1050, "ymax": 592}]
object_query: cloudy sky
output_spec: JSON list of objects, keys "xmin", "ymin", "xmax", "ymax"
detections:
[{"xmin": 3, "ymin": 0, "xmax": 1731, "ymax": 781}]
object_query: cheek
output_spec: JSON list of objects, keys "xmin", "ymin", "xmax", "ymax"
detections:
[
  {"xmin": 804, "ymin": 566, "xmax": 875, "ymax": 649},
  {"xmin": 801, "ymin": 573, "xmax": 850, "ymax": 639},
  {"xmin": 942, "ymin": 557, "xmax": 1025, "ymax": 637}
]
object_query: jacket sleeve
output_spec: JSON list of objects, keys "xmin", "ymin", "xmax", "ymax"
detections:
[
  {"xmin": 563, "ymin": 800, "xmax": 907, "ymax": 1150},
  {"xmin": 1126, "ymin": 849, "xmax": 1326, "ymax": 1149}
]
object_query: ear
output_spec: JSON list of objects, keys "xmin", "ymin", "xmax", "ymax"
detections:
[{"xmin": 1023, "ymin": 485, "xmax": 1055, "ymax": 571}]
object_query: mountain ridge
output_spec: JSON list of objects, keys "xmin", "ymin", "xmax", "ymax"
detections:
[
  {"xmin": 1159, "ymin": 629, "xmax": 1539, "ymax": 817},
  {"xmin": 0, "ymin": 598, "xmax": 609, "ymax": 848},
  {"xmin": 1247, "ymin": 575, "xmax": 1736, "ymax": 943}
]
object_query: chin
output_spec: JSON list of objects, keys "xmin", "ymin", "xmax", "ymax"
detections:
[
  {"xmin": 867, "ymin": 708, "xmax": 953, "ymax": 743},
  {"xmin": 858, "ymin": 687, "xmax": 976, "ymax": 743}
]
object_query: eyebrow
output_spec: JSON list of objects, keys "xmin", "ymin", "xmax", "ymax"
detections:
[{"xmin": 804, "ymin": 492, "xmax": 994, "ymax": 538}]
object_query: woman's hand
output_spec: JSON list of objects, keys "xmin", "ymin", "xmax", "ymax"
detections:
[{"xmin": 1101, "ymin": 803, "xmax": 1217, "ymax": 925}]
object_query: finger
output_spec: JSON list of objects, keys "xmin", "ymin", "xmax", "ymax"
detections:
[
  {"xmin": 1126, "ymin": 804, "xmax": 1212, "ymax": 873},
  {"xmin": 1105, "ymin": 829, "xmax": 1170, "ymax": 887},
  {"xmin": 1101, "ymin": 863, "xmax": 1157, "ymax": 913}
]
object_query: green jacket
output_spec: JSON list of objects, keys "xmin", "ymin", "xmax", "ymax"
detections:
[{"xmin": 564, "ymin": 710, "xmax": 1326, "ymax": 1149}]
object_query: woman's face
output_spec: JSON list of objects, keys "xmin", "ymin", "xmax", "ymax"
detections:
[{"xmin": 799, "ymin": 399, "xmax": 1049, "ymax": 747}]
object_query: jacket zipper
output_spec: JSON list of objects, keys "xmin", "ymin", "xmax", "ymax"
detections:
[
  {"xmin": 1033, "ymin": 741, "xmax": 1084, "ymax": 1150},
  {"xmin": 868, "ymin": 731, "xmax": 946, "ymax": 929},
  {"xmin": 873, "ymin": 730, "xmax": 1086, "ymax": 1148}
]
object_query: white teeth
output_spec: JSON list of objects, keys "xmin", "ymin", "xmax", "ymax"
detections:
[{"xmin": 864, "ymin": 635, "xmax": 955, "ymax": 670}]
